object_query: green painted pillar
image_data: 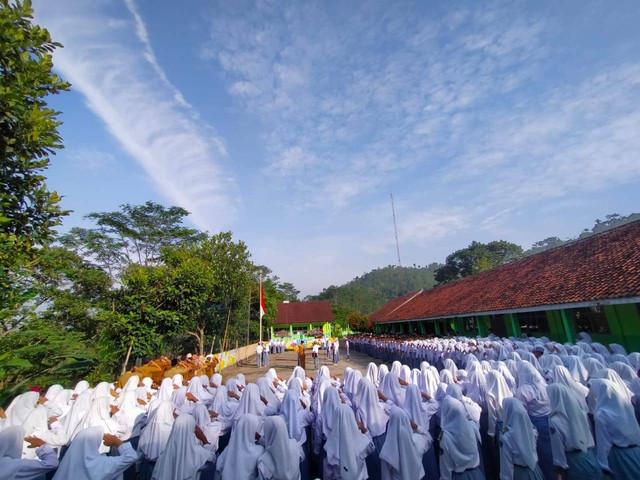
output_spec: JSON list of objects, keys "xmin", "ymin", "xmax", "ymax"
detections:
[
  {"xmin": 559, "ymin": 309, "xmax": 576, "ymax": 344},
  {"xmin": 478, "ymin": 316, "xmax": 489, "ymax": 337},
  {"xmin": 270, "ymin": 326, "xmax": 274, "ymax": 338},
  {"xmin": 289, "ymin": 324, "xmax": 293, "ymax": 336},
  {"xmin": 435, "ymin": 321, "xmax": 441, "ymax": 336},
  {"xmin": 504, "ymin": 313, "xmax": 521, "ymax": 338},
  {"xmin": 419, "ymin": 321, "xmax": 426, "ymax": 334}
]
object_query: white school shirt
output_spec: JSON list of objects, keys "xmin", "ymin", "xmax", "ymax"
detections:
[
  {"xmin": 312, "ymin": 345, "xmax": 319, "ymax": 355},
  {"xmin": 256, "ymin": 345, "xmax": 264, "ymax": 355}
]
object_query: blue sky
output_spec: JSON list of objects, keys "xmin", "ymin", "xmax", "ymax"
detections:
[{"xmin": 33, "ymin": 0, "xmax": 640, "ymax": 297}]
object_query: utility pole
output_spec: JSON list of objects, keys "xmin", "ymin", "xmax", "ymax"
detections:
[{"xmin": 390, "ymin": 193, "xmax": 402, "ymax": 267}]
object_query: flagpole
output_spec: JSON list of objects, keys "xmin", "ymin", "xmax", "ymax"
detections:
[{"xmin": 259, "ymin": 276, "xmax": 263, "ymax": 345}]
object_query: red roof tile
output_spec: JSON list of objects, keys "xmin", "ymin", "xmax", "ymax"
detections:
[
  {"xmin": 369, "ymin": 289, "xmax": 423, "ymax": 323},
  {"xmin": 374, "ymin": 220, "xmax": 640, "ymax": 323},
  {"xmin": 274, "ymin": 301, "xmax": 335, "ymax": 325}
]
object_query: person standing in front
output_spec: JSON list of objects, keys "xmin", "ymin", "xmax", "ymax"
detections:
[
  {"xmin": 312, "ymin": 342, "xmax": 320, "ymax": 370},
  {"xmin": 256, "ymin": 343, "xmax": 263, "ymax": 368},
  {"xmin": 345, "ymin": 339, "xmax": 350, "ymax": 360}
]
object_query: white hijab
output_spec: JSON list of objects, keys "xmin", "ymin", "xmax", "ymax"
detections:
[
  {"xmin": 501, "ymin": 397, "xmax": 538, "ymax": 471},
  {"xmin": 186, "ymin": 376, "xmax": 212, "ymax": 402},
  {"xmin": 60, "ymin": 389, "xmax": 93, "ymax": 444},
  {"xmin": 73, "ymin": 397, "xmax": 119, "ymax": 451},
  {"xmin": 324, "ymin": 404, "xmax": 372, "ymax": 480},
  {"xmin": 547, "ymin": 384, "xmax": 593, "ymax": 452},
  {"xmin": 379, "ymin": 407, "xmax": 425, "ymax": 480},
  {"xmin": 259, "ymin": 416, "xmax": 301, "ymax": 480},
  {"xmin": 381, "ymin": 371, "xmax": 406, "ymax": 406},
  {"xmin": 439, "ymin": 397, "xmax": 480, "ymax": 472},
  {"xmin": 550, "ymin": 366, "xmax": 589, "ymax": 409},
  {"xmin": 3, "ymin": 391, "xmax": 39, "ymax": 428},
  {"xmin": 321, "ymin": 387, "xmax": 341, "ymax": 436},
  {"xmin": 0, "ymin": 426, "xmax": 24, "ymax": 480},
  {"xmin": 402, "ymin": 384, "xmax": 433, "ymax": 434},
  {"xmin": 53, "ymin": 426, "xmax": 127, "ymax": 480},
  {"xmin": 355, "ymin": 378, "xmax": 389, "ymax": 438},
  {"xmin": 151, "ymin": 414, "xmax": 212, "ymax": 480},
  {"xmin": 365, "ymin": 363, "xmax": 378, "ymax": 386},
  {"xmin": 256, "ymin": 377, "xmax": 281, "ymax": 410},
  {"xmin": 485, "ymin": 370, "xmax": 512, "ymax": 418},
  {"xmin": 279, "ymin": 389, "xmax": 305, "ymax": 442},
  {"xmin": 138, "ymin": 401, "xmax": 174, "ymax": 461},
  {"xmin": 232, "ymin": 383, "xmax": 264, "ymax": 422},
  {"xmin": 21, "ymin": 405, "xmax": 49, "ymax": 458},
  {"xmin": 216, "ymin": 414, "xmax": 264, "ymax": 480},
  {"xmin": 594, "ymin": 379, "xmax": 640, "ymax": 447}
]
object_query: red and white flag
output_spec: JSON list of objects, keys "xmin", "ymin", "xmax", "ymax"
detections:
[{"xmin": 259, "ymin": 279, "xmax": 266, "ymax": 320}]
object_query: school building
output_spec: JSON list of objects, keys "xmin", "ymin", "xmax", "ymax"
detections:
[
  {"xmin": 271, "ymin": 300, "xmax": 335, "ymax": 340},
  {"xmin": 370, "ymin": 220, "xmax": 640, "ymax": 352}
]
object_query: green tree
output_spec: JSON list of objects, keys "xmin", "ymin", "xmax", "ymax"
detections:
[
  {"xmin": 84, "ymin": 201, "xmax": 206, "ymax": 268},
  {"xmin": 162, "ymin": 232, "xmax": 253, "ymax": 355},
  {"xmin": 435, "ymin": 240, "xmax": 523, "ymax": 284},
  {"xmin": 1, "ymin": 0, "xmax": 70, "ymax": 316}
]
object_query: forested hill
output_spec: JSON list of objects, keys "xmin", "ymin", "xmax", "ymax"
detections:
[{"xmin": 306, "ymin": 264, "xmax": 441, "ymax": 314}]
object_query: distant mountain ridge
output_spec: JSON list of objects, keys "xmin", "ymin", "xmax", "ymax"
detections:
[{"xmin": 305, "ymin": 263, "xmax": 441, "ymax": 315}]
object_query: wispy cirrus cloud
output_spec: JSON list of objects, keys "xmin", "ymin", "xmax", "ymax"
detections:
[
  {"xmin": 34, "ymin": 0, "xmax": 237, "ymax": 231},
  {"xmin": 202, "ymin": 0, "xmax": 640, "ymax": 229}
]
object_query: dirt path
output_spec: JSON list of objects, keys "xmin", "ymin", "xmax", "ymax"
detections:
[{"xmin": 220, "ymin": 348, "xmax": 388, "ymax": 383}]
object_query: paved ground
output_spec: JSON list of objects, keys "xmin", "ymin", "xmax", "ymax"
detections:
[{"xmin": 220, "ymin": 348, "xmax": 388, "ymax": 383}]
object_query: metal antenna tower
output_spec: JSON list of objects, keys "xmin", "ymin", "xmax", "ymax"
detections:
[{"xmin": 390, "ymin": 193, "xmax": 402, "ymax": 267}]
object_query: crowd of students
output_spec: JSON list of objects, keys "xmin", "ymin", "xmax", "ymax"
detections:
[{"xmin": 1, "ymin": 332, "xmax": 640, "ymax": 480}]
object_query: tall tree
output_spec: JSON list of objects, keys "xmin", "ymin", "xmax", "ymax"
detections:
[
  {"xmin": 434, "ymin": 240, "xmax": 523, "ymax": 284},
  {"xmin": 84, "ymin": 202, "xmax": 206, "ymax": 267},
  {"xmin": 162, "ymin": 232, "xmax": 253, "ymax": 355},
  {"xmin": 0, "ymin": 0, "xmax": 70, "ymax": 315}
]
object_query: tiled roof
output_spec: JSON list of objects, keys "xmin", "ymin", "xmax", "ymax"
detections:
[
  {"xmin": 368, "ymin": 289, "xmax": 423, "ymax": 323},
  {"xmin": 273, "ymin": 301, "xmax": 335, "ymax": 325},
  {"xmin": 374, "ymin": 220, "xmax": 640, "ymax": 323}
]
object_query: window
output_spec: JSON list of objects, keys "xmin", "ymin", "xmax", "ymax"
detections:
[
  {"xmin": 518, "ymin": 311, "xmax": 549, "ymax": 334},
  {"xmin": 464, "ymin": 317, "xmax": 477, "ymax": 332},
  {"xmin": 573, "ymin": 306, "xmax": 610, "ymax": 334}
]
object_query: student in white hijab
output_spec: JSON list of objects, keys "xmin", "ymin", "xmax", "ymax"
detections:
[
  {"xmin": 514, "ymin": 361, "xmax": 553, "ymax": 480},
  {"xmin": 40, "ymin": 388, "xmax": 93, "ymax": 450},
  {"xmin": 20, "ymin": 405, "xmax": 49, "ymax": 459},
  {"xmin": 499, "ymin": 397, "xmax": 544, "ymax": 480},
  {"xmin": 354, "ymin": 378, "xmax": 390, "ymax": 480},
  {"xmin": 256, "ymin": 377, "xmax": 281, "ymax": 415},
  {"xmin": 279, "ymin": 389, "xmax": 313, "ymax": 444},
  {"xmin": 1, "ymin": 391, "xmax": 40, "ymax": 429},
  {"xmin": 0, "ymin": 425, "xmax": 58, "ymax": 480},
  {"xmin": 380, "ymin": 406, "xmax": 428, "ymax": 480},
  {"xmin": 186, "ymin": 376, "xmax": 213, "ymax": 403},
  {"xmin": 380, "ymin": 372, "xmax": 406, "ymax": 406},
  {"xmin": 151, "ymin": 413, "xmax": 215, "ymax": 480},
  {"xmin": 438, "ymin": 396, "xmax": 483, "ymax": 480},
  {"xmin": 593, "ymin": 379, "xmax": 640, "ymax": 479},
  {"xmin": 324, "ymin": 403, "xmax": 374, "ymax": 480},
  {"xmin": 400, "ymin": 385, "xmax": 436, "ymax": 480},
  {"xmin": 257, "ymin": 416, "xmax": 304, "ymax": 480},
  {"xmin": 547, "ymin": 384, "xmax": 602, "ymax": 480},
  {"xmin": 378, "ymin": 364, "xmax": 389, "ymax": 386},
  {"xmin": 137, "ymin": 401, "xmax": 175, "ymax": 480},
  {"xmin": 193, "ymin": 403, "xmax": 222, "ymax": 451},
  {"xmin": 485, "ymin": 370, "xmax": 513, "ymax": 439},
  {"xmin": 215, "ymin": 414, "xmax": 264, "ymax": 480},
  {"xmin": 114, "ymin": 389, "xmax": 147, "ymax": 440},
  {"xmin": 72, "ymin": 397, "xmax": 127, "ymax": 452},
  {"xmin": 53, "ymin": 426, "xmax": 137, "ymax": 480},
  {"xmin": 365, "ymin": 363, "xmax": 379, "ymax": 387},
  {"xmin": 232, "ymin": 383, "xmax": 265, "ymax": 425},
  {"xmin": 549, "ymin": 365, "xmax": 589, "ymax": 410}
]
